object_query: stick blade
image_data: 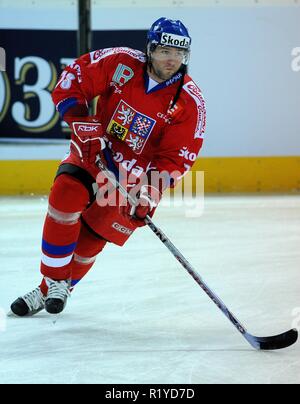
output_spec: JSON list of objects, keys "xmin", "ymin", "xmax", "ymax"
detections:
[{"xmin": 245, "ymin": 329, "xmax": 298, "ymax": 350}]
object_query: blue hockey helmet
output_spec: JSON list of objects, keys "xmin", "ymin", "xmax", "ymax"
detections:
[
  {"xmin": 147, "ymin": 17, "xmax": 191, "ymax": 48},
  {"xmin": 147, "ymin": 18, "xmax": 191, "ymax": 65}
]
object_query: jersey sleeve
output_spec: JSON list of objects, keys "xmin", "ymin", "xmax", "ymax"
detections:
[
  {"xmin": 52, "ymin": 48, "xmax": 138, "ymax": 119},
  {"xmin": 52, "ymin": 51, "xmax": 105, "ymax": 117},
  {"xmin": 152, "ymin": 82, "xmax": 206, "ymax": 188}
]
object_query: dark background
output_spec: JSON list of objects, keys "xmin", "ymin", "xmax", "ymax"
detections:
[{"xmin": 0, "ymin": 29, "xmax": 147, "ymax": 139}]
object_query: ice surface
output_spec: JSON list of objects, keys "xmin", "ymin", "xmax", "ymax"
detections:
[{"xmin": 0, "ymin": 195, "xmax": 299, "ymax": 384}]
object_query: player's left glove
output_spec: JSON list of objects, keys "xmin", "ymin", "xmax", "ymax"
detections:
[
  {"xmin": 69, "ymin": 118, "xmax": 106, "ymax": 164},
  {"xmin": 128, "ymin": 184, "xmax": 162, "ymax": 221}
]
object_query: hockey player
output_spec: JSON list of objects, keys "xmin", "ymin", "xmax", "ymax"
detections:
[{"xmin": 10, "ymin": 17, "xmax": 206, "ymax": 317}]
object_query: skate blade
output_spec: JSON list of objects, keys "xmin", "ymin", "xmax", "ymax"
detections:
[
  {"xmin": 6, "ymin": 310, "xmax": 16, "ymax": 317},
  {"xmin": 51, "ymin": 314, "xmax": 60, "ymax": 325},
  {"xmin": 7, "ymin": 308, "xmax": 44, "ymax": 318}
]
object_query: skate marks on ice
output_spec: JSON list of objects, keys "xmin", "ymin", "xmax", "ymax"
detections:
[
  {"xmin": 1, "ymin": 310, "xmax": 299, "ymax": 384},
  {"xmin": 0, "ymin": 196, "xmax": 300, "ymax": 383}
]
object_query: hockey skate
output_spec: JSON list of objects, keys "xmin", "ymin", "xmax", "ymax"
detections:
[
  {"xmin": 45, "ymin": 277, "xmax": 71, "ymax": 315},
  {"xmin": 10, "ymin": 287, "xmax": 46, "ymax": 317}
]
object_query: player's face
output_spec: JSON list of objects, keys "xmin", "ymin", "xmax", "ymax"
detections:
[{"xmin": 149, "ymin": 46, "xmax": 186, "ymax": 81}]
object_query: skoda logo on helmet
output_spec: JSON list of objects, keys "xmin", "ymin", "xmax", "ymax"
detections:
[
  {"xmin": 160, "ymin": 33, "xmax": 191, "ymax": 49},
  {"xmin": 147, "ymin": 17, "xmax": 192, "ymax": 65},
  {"xmin": 148, "ymin": 17, "xmax": 192, "ymax": 48}
]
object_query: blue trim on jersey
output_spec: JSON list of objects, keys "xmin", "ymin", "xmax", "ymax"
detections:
[
  {"xmin": 57, "ymin": 97, "xmax": 78, "ymax": 118},
  {"xmin": 42, "ymin": 240, "xmax": 77, "ymax": 256},
  {"xmin": 144, "ymin": 71, "xmax": 183, "ymax": 94},
  {"xmin": 71, "ymin": 279, "xmax": 80, "ymax": 287},
  {"xmin": 103, "ymin": 148, "xmax": 120, "ymax": 181}
]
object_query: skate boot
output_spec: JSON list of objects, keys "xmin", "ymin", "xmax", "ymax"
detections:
[
  {"xmin": 10, "ymin": 287, "xmax": 46, "ymax": 317},
  {"xmin": 45, "ymin": 278, "xmax": 71, "ymax": 314}
]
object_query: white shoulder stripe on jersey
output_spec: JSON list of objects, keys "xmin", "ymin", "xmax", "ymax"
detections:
[
  {"xmin": 90, "ymin": 47, "xmax": 146, "ymax": 64},
  {"xmin": 182, "ymin": 80, "xmax": 206, "ymax": 140}
]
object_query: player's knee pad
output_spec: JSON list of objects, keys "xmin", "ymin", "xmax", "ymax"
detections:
[{"xmin": 49, "ymin": 173, "xmax": 90, "ymax": 215}]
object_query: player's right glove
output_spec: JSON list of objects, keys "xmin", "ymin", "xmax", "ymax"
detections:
[
  {"xmin": 128, "ymin": 184, "xmax": 162, "ymax": 222},
  {"xmin": 68, "ymin": 117, "xmax": 106, "ymax": 164}
]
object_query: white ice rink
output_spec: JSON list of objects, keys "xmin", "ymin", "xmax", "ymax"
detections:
[{"xmin": 0, "ymin": 195, "xmax": 299, "ymax": 384}]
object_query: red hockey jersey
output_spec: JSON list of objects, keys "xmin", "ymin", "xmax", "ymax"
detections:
[{"xmin": 52, "ymin": 47, "xmax": 206, "ymax": 185}]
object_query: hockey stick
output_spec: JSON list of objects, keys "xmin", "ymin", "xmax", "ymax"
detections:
[{"xmin": 96, "ymin": 157, "xmax": 298, "ymax": 350}]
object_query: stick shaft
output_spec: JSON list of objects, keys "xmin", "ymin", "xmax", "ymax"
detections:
[
  {"xmin": 97, "ymin": 158, "xmax": 248, "ymax": 336},
  {"xmin": 96, "ymin": 158, "xmax": 298, "ymax": 350},
  {"xmin": 145, "ymin": 215, "xmax": 247, "ymax": 335}
]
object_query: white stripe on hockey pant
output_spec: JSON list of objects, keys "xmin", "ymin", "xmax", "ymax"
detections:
[
  {"xmin": 48, "ymin": 204, "xmax": 81, "ymax": 225},
  {"xmin": 73, "ymin": 253, "xmax": 97, "ymax": 265},
  {"xmin": 41, "ymin": 253, "xmax": 73, "ymax": 268}
]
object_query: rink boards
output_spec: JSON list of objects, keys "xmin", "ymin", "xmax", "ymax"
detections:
[{"xmin": 0, "ymin": 156, "xmax": 299, "ymax": 195}]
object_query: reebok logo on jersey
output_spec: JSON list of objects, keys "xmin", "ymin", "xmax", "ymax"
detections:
[
  {"xmin": 161, "ymin": 33, "xmax": 190, "ymax": 49},
  {"xmin": 78, "ymin": 125, "xmax": 99, "ymax": 132}
]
